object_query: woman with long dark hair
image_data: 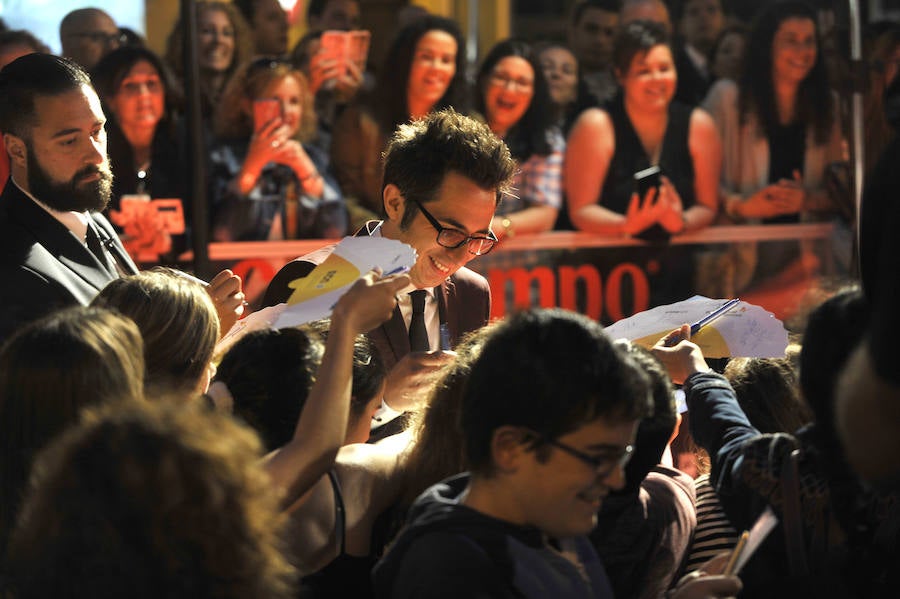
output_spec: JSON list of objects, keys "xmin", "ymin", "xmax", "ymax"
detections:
[
  {"xmin": 702, "ymin": 0, "xmax": 843, "ymax": 293},
  {"xmin": 164, "ymin": 1, "xmax": 253, "ymax": 119},
  {"xmin": 329, "ymin": 15, "xmax": 468, "ymax": 228}
]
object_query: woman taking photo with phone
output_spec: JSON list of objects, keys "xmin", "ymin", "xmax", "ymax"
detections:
[
  {"xmin": 209, "ymin": 58, "xmax": 346, "ymax": 241},
  {"xmin": 92, "ymin": 46, "xmax": 187, "ymax": 260},
  {"xmin": 565, "ymin": 20, "xmax": 720, "ymax": 239},
  {"xmin": 329, "ymin": 15, "xmax": 467, "ymax": 229}
]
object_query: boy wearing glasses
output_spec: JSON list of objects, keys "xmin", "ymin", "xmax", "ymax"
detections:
[
  {"xmin": 264, "ymin": 109, "xmax": 516, "ymax": 434},
  {"xmin": 372, "ymin": 309, "xmax": 651, "ymax": 598}
]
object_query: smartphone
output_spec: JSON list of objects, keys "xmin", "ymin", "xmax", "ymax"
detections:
[
  {"xmin": 320, "ymin": 30, "xmax": 349, "ymax": 78},
  {"xmin": 253, "ymin": 98, "xmax": 281, "ymax": 133},
  {"xmin": 633, "ymin": 165, "xmax": 662, "ymax": 199},
  {"xmin": 349, "ymin": 30, "xmax": 371, "ymax": 70}
]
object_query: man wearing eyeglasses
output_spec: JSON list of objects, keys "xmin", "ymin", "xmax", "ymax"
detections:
[
  {"xmin": 264, "ymin": 109, "xmax": 515, "ymax": 435},
  {"xmin": 60, "ymin": 8, "xmax": 122, "ymax": 70},
  {"xmin": 372, "ymin": 309, "xmax": 653, "ymax": 598}
]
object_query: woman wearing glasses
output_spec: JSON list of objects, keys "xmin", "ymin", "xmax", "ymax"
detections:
[
  {"xmin": 565, "ymin": 20, "xmax": 720, "ymax": 240},
  {"xmin": 209, "ymin": 58, "xmax": 347, "ymax": 241},
  {"xmin": 475, "ymin": 39, "xmax": 563, "ymax": 238}
]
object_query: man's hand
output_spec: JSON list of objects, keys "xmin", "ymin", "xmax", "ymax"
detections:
[
  {"xmin": 383, "ymin": 350, "xmax": 456, "ymax": 412},
  {"xmin": 207, "ymin": 269, "xmax": 245, "ymax": 338},
  {"xmin": 651, "ymin": 324, "xmax": 711, "ymax": 385}
]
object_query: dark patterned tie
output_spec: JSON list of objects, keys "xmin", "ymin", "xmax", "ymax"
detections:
[
  {"xmin": 85, "ymin": 223, "xmax": 115, "ymax": 276},
  {"xmin": 408, "ymin": 290, "xmax": 430, "ymax": 352}
]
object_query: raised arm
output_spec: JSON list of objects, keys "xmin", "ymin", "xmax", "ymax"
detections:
[
  {"xmin": 263, "ymin": 270, "xmax": 411, "ymax": 507},
  {"xmin": 652, "ymin": 326, "xmax": 772, "ymax": 531}
]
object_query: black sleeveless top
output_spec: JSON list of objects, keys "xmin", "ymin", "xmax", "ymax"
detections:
[
  {"xmin": 297, "ymin": 470, "xmax": 376, "ymax": 599},
  {"xmin": 600, "ymin": 94, "xmax": 696, "ymax": 216}
]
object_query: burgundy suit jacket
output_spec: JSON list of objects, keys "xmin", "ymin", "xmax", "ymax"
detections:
[{"xmin": 261, "ymin": 221, "xmax": 490, "ymax": 370}]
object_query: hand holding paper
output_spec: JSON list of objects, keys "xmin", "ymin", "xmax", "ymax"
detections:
[
  {"xmin": 605, "ymin": 295, "xmax": 788, "ymax": 358},
  {"xmin": 274, "ymin": 236, "xmax": 417, "ymax": 329}
]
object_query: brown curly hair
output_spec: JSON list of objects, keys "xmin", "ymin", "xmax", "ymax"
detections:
[
  {"xmin": 7, "ymin": 400, "xmax": 296, "ymax": 599},
  {"xmin": 214, "ymin": 58, "xmax": 317, "ymax": 142}
]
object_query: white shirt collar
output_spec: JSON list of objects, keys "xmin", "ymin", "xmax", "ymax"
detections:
[{"xmin": 12, "ymin": 177, "xmax": 91, "ymax": 243}]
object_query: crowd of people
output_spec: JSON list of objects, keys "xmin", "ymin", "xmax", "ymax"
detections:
[
  {"xmin": 0, "ymin": 0, "xmax": 899, "ymax": 598},
  {"xmin": 1, "ymin": 0, "xmax": 889, "ymax": 263}
]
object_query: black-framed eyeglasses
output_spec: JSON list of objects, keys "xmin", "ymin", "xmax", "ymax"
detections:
[
  {"xmin": 68, "ymin": 31, "xmax": 126, "ymax": 46},
  {"xmin": 411, "ymin": 198, "xmax": 498, "ymax": 256},
  {"xmin": 525, "ymin": 429, "xmax": 633, "ymax": 477}
]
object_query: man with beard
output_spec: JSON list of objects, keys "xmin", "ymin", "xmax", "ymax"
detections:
[{"xmin": 0, "ymin": 54, "xmax": 138, "ymax": 342}]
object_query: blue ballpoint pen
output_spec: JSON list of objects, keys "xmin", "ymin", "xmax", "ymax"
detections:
[{"xmin": 689, "ymin": 298, "xmax": 741, "ymax": 336}]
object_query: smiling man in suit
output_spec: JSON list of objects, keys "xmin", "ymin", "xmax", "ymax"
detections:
[
  {"xmin": 264, "ymin": 109, "xmax": 516, "ymax": 434},
  {"xmin": 0, "ymin": 54, "xmax": 139, "ymax": 343}
]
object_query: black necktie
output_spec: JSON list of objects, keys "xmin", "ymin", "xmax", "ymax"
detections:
[
  {"xmin": 85, "ymin": 223, "xmax": 115, "ymax": 275},
  {"xmin": 408, "ymin": 290, "xmax": 430, "ymax": 352}
]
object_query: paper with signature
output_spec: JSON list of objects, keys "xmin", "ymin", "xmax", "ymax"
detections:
[
  {"xmin": 273, "ymin": 236, "xmax": 416, "ymax": 330},
  {"xmin": 604, "ymin": 295, "xmax": 788, "ymax": 357}
]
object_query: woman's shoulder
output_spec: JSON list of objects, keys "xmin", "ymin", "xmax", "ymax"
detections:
[
  {"xmin": 703, "ymin": 78, "xmax": 739, "ymax": 108},
  {"xmin": 570, "ymin": 106, "xmax": 615, "ymax": 135}
]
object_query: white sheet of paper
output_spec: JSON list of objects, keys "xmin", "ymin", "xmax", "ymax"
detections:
[
  {"xmin": 273, "ymin": 236, "xmax": 416, "ymax": 329},
  {"xmin": 604, "ymin": 295, "xmax": 788, "ymax": 358},
  {"xmin": 214, "ymin": 303, "xmax": 287, "ymax": 359}
]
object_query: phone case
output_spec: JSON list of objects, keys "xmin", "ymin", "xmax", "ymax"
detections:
[
  {"xmin": 349, "ymin": 30, "xmax": 371, "ymax": 70},
  {"xmin": 633, "ymin": 165, "xmax": 662, "ymax": 198},
  {"xmin": 320, "ymin": 30, "xmax": 349, "ymax": 79},
  {"xmin": 253, "ymin": 98, "xmax": 281, "ymax": 133}
]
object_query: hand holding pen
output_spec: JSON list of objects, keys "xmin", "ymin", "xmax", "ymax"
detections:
[
  {"xmin": 173, "ymin": 269, "xmax": 247, "ymax": 339},
  {"xmin": 664, "ymin": 298, "xmax": 741, "ymax": 346}
]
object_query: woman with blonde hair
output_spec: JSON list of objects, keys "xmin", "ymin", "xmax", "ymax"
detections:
[
  {"xmin": 210, "ymin": 58, "xmax": 346, "ymax": 240},
  {"xmin": 91, "ymin": 267, "xmax": 219, "ymax": 396}
]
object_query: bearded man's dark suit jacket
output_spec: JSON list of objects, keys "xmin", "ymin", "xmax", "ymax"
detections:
[
  {"xmin": 262, "ymin": 221, "xmax": 491, "ymax": 371},
  {"xmin": 0, "ymin": 181, "xmax": 139, "ymax": 343}
]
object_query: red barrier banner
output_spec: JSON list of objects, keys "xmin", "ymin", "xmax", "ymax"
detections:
[{"xmin": 170, "ymin": 223, "xmax": 845, "ymax": 323}]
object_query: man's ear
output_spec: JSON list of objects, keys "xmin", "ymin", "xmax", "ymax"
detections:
[
  {"xmin": 382, "ymin": 184, "xmax": 405, "ymax": 222},
  {"xmin": 490, "ymin": 425, "xmax": 532, "ymax": 473},
  {"xmin": 4, "ymin": 133, "xmax": 27, "ymax": 168}
]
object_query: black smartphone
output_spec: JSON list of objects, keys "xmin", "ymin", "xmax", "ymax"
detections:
[{"xmin": 633, "ymin": 165, "xmax": 662, "ymax": 199}]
